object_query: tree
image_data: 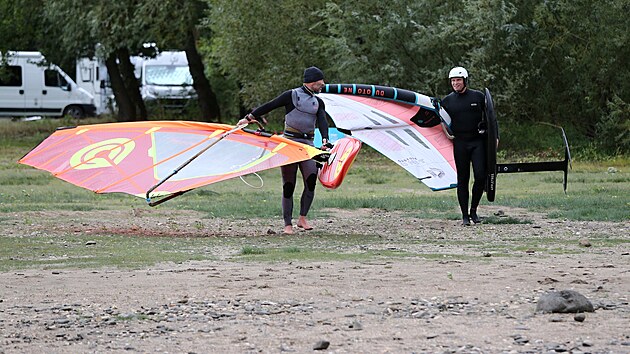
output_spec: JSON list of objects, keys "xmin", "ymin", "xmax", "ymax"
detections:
[
  {"xmin": 209, "ymin": 0, "xmax": 478, "ymax": 103},
  {"xmin": 44, "ymin": 1, "xmax": 150, "ymax": 121},
  {"xmin": 0, "ymin": 0, "xmax": 47, "ymax": 53},
  {"xmin": 208, "ymin": 0, "xmax": 331, "ymax": 112},
  {"xmin": 0, "ymin": 0, "xmax": 68, "ymax": 67},
  {"xmin": 136, "ymin": 0, "xmax": 221, "ymax": 122},
  {"xmin": 488, "ymin": 0, "xmax": 629, "ymax": 152}
]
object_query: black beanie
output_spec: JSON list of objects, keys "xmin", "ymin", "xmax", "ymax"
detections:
[{"xmin": 303, "ymin": 66, "xmax": 324, "ymax": 83}]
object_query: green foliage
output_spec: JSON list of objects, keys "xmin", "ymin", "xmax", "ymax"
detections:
[
  {"xmin": 596, "ymin": 95, "xmax": 630, "ymax": 155},
  {"xmin": 0, "ymin": 0, "xmax": 53, "ymax": 57},
  {"xmin": 206, "ymin": 0, "xmax": 628, "ymax": 157},
  {"xmin": 503, "ymin": 1, "xmax": 629, "ymax": 133},
  {"xmin": 208, "ymin": 0, "xmax": 331, "ymax": 109},
  {"xmin": 498, "ymin": 122, "xmax": 570, "ymax": 159},
  {"xmin": 2, "ymin": 0, "xmax": 629, "ymax": 153}
]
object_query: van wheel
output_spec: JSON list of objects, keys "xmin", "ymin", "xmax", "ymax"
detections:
[{"xmin": 63, "ymin": 105, "xmax": 84, "ymax": 119}]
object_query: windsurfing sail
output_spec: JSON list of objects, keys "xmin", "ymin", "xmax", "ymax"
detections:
[
  {"xmin": 19, "ymin": 121, "xmax": 327, "ymax": 205},
  {"xmin": 321, "ymin": 84, "xmax": 456, "ymax": 191}
]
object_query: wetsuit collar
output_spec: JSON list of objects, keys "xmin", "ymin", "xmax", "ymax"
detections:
[{"xmin": 302, "ymin": 84, "xmax": 315, "ymax": 96}]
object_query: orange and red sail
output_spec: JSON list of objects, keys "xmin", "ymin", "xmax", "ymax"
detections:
[{"xmin": 19, "ymin": 121, "xmax": 326, "ymax": 202}]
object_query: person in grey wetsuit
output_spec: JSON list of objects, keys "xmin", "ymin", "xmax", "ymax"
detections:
[{"xmin": 238, "ymin": 66, "xmax": 330, "ymax": 234}]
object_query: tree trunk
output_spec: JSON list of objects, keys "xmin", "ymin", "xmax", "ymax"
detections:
[
  {"xmin": 185, "ymin": 28, "xmax": 221, "ymax": 122},
  {"xmin": 105, "ymin": 53, "xmax": 135, "ymax": 122},
  {"xmin": 118, "ymin": 48, "xmax": 147, "ymax": 121}
]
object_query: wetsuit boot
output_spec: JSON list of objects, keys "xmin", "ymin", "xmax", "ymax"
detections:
[{"xmin": 470, "ymin": 209, "xmax": 481, "ymax": 224}]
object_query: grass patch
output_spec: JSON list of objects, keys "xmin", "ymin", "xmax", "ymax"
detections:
[
  {"xmin": 2, "ymin": 118, "xmax": 628, "ymax": 221},
  {"xmin": 0, "ymin": 119, "xmax": 628, "ymax": 271},
  {"xmin": 236, "ymin": 248, "xmax": 415, "ymax": 262},
  {"xmin": 240, "ymin": 246, "xmax": 266, "ymax": 255},
  {"xmin": 416, "ymin": 253, "xmax": 488, "ymax": 262},
  {"xmin": 0, "ymin": 234, "xmax": 218, "ymax": 272},
  {"xmin": 483, "ymin": 216, "xmax": 532, "ymax": 224}
]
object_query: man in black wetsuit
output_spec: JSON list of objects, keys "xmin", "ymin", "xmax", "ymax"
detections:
[
  {"xmin": 441, "ymin": 66, "xmax": 487, "ymax": 226},
  {"xmin": 238, "ymin": 66, "xmax": 330, "ymax": 234}
]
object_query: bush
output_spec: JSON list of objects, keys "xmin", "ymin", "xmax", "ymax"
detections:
[{"xmin": 596, "ymin": 95, "xmax": 630, "ymax": 155}]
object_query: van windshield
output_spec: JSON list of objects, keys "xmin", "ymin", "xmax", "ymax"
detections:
[{"xmin": 145, "ymin": 65, "xmax": 193, "ymax": 86}]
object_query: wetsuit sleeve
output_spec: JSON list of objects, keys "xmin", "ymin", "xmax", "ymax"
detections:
[
  {"xmin": 250, "ymin": 90, "xmax": 292, "ymax": 121},
  {"xmin": 316, "ymin": 97, "xmax": 329, "ymax": 140}
]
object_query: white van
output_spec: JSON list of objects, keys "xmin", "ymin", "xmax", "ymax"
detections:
[
  {"xmin": 76, "ymin": 51, "xmax": 195, "ymax": 114},
  {"xmin": 135, "ymin": 51, "xmax": 196, "ymax": 108},
  {"xmin": 0, "ymin": 52, "xmax": 96, "ymax": 118}
]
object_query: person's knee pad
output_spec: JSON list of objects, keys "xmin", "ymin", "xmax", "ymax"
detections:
[
  {"xmin": 283, "ymin": 182, "xmax": 295, "ymax": 198},
  {"xmin": 306, "ymin": 174, "xmax": 317, "ymax": 192}
]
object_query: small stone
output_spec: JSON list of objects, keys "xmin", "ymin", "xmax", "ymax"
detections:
[
  {"xmin": 538, "ymin": 277, "xmax": 559, "ymax": 284},
  {"xmin": 574, "ymin": 313, "xmax": 586, "ymax": 322},
  {"xmin": 578, "ymin": 239, "xmax": 591, "ymax": 247},
  {"xmin": 348, "ymin": 320, "xmax": 363, "ymax": 331},
  {"xmin": 85, "ymin": 240, "xmax": 97, "ymax": 246},
  {"xmin": 313, "ymin": 340, "xmax": 330, "ymax": 350},
  {"xmin": 266, "ymin": 229, "xmax": 277, "ymax": 235},
  {"xmin": 516, "ymin": 338, "xmax": 529, "ymax": 345}
]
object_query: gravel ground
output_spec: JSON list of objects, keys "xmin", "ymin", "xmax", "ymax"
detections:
[{"xmin": 1, "ymin": 206, "xmax": 629, "ymax": 353}]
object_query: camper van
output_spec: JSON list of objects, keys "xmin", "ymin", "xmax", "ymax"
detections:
[
  {"xmin": 135, "ymin": 51, "xmax": 196, "ymax": 108},
  {"xmin": 75, "ymin": 56, "xmax": 111, "ymax": 115},
  {"xmin": 0, "ymin": 52, "xmax": 96, "ymax": 118},
  {"xmin": 76, "ymin": 51, "xmax": 195, "ymax": 114}
]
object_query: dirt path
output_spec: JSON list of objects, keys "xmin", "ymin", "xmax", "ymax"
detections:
[{"xmin": 1, "ymin": 207, "xmax": 629, "ymax": 353}]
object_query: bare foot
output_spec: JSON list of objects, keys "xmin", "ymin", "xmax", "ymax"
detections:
[
  {"xmin": 297, "ymin": 216, "xmax": 313, "ymax": 230},
  {"xmin": 283, "ymin": 225, "xmax": 294, "ymax": 234}
]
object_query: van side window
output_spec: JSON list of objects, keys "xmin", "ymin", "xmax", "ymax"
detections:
[
  {"xmin": 44, "ymin": 69, "xmax": 69, "ymax": 87},
  {"xmin": 0, "ymin": 65, "xmax": 22, "ymax": 86}
]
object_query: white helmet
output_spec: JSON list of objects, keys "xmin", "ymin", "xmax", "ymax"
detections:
[{"xmin": 448, "ymin": 66, "xmax": 468, "ymax": 79}]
